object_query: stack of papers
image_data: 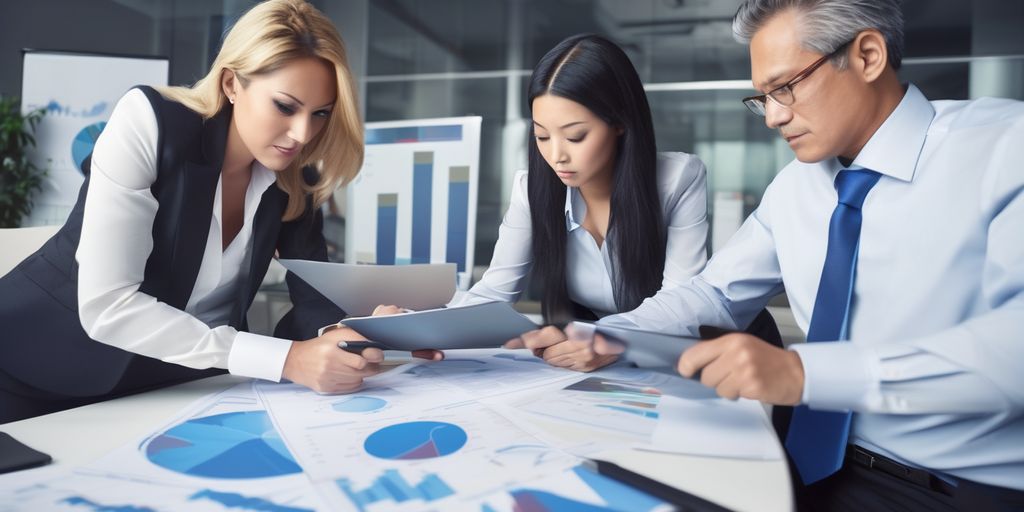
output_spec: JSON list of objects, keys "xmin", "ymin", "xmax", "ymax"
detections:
[{"xmin": 0, "ymin": 350, "xmax": 782, "ymax": 511}]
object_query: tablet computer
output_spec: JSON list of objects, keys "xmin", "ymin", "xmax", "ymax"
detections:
[
  {"xmin": 340, "ymin": 301, "xmax": 538, "ymax": 351},
  {"xmin": 279, "ymin": 259, "xmax": 456, "ymax": 316},
  {"xmin": 571, "ymin": 322, "xmax": 700, "ymax": 368}
]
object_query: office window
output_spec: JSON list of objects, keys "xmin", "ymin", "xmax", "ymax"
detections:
[{"xmin": 1, "ymin": 0, "xmax": 1022, "ymax": 263}]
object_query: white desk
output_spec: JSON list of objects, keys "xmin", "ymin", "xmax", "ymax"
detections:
[{"xmin": 1, "ymin": 374, "xmax": 793, "ymax": 511}]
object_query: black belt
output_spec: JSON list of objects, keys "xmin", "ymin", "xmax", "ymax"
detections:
[{"xmin": 847, "ymin": 445, "xmax": 955, "ymax": 496}]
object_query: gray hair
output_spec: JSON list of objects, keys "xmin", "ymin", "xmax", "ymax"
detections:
[{"xmin": 732, "ymin": 0, "xmax": 904, "ymax": 70}]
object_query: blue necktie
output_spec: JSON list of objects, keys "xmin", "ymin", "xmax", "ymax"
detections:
[{"xmin": 785, "ymin": 169, "xmax": 881, "ymax": 485}]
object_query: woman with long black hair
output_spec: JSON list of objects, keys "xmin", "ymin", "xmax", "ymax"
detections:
[{"xmin": 457, "ymin": 34, "xmax": 709, "ymax": 371}]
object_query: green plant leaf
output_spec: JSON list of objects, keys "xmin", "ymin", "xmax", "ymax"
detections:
[{"xmin": 0, "ymin": 95, "xmax": 47, "ymax": 228}]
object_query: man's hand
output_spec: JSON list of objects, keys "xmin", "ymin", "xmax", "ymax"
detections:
[
  {"xmin": 505, "ymin": 325, "xmax": 617, "ymax": 372},
  {"xmin": 677, "ymin": 333, "xmax": 804, "ymax": 405}
]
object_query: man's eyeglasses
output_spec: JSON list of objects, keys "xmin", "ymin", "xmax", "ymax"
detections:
[{"xmin": 742, "ymin": 40, "xmax": 854, "ymax": 116}]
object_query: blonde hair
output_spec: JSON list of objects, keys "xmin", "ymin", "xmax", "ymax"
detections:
[{"xmin": 158, "ymin": 0, "xmax": 363, "ymax": 221}]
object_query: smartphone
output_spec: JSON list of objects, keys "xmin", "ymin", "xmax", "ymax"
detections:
[{"xmin": 0, "ymin": 432, "xmax": 52, "ymax": 474}]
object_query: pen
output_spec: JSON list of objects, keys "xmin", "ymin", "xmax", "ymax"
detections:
[
  {"xmin": 581, "ymin": 458, "xmax": 729, "ymax": 511},
  {"xmin": 336, "ymin": 340, "xmax": 387, "ymax": 354}
]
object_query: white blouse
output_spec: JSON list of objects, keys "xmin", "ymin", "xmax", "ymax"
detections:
[
  {"xmin": 458, "ymin": 152, "xmax": 708, "ymax": 317},
  {"xmin": 76, "ymin": 88, "xmax": 292, "ymax": 382}
]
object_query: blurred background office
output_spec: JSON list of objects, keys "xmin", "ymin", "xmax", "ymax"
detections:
[{"xmin": 1, "ymin": 0, "xmax": 1022, "ymax": 335}]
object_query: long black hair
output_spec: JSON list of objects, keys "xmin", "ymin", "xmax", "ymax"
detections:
[{"xmin": 527, "ymin": 34, "xmax": 666, "ymax": 325}]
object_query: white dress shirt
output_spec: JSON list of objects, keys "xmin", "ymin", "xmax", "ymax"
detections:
[
  {"xmin": 604, "ymin": 85, "xmax": 1024, "ymax": 489},
  {"xmin": 76, "ymin": 89, "xmax": 294, "ymax": 383},
  {"xmin": 458, "ymin": 152, "xmax": 708, "ymax": 317}
]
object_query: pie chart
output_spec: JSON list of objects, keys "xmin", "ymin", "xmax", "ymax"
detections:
[
  {"xmin": 332, "ymin": 396, "xmax": 388, "ymax": 413},
  {"xmin": 144, "ymin": 411, "xmax": 301, "ymax": 479},
  {"xmin": 363, "ymin": 421, "xmax": 467, "ymax": 460},
  {"xmin": 71, "ymin": 121, "xmax": 106, "ymax": 173}
]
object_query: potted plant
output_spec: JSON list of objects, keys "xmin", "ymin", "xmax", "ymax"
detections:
[{"xmin": 0, "ymin": 95, "xmax": 46, "ymax": 228}]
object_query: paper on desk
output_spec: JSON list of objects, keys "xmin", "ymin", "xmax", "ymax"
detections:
[
  {"xmin": 395, "ymin": 348, "xmax": 586, "ymax": 399},
  {"xmin": 256, "ymin": 352, "xmax": 584, "ymax": 477},
  {"xmin": 465, "ymin": 463, "xmax": 673, "ymax": 512},
  {"xmin": 82, "ymin": 382, "xmax": 322, "ymax": 496},
  {"xmin": 639, "ymin": 394, "xmax": 784, "ymax": 460},
  {"xmin": 0, "ymin": 469, "xmax": 329, "ymax": 512},
  {"xmin": 508, "ymin": 366, "xmax": 717, "ymax": 441},
  {"xmin": 272, "ymin": 398, "xmax": 583, "ymax": 511},
  {"xmin": 0, "ymin": 382, "xmax": 329, "ymax": 512}
]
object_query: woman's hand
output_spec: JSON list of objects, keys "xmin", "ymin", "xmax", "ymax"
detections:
[
  {"xmin": 372, "ymin": 304, "xmax": 406, "ymax": 316},
  {"xmin": 369, "ymin": 304, "xmax": 446, "ymax": 362},
  {"xmin": 282, "ymin": 326, "xmax": 383, "ymax": 394},
  {"xmin": 504, "ymin": 324, "xmax": 618, "ymax": 372}
]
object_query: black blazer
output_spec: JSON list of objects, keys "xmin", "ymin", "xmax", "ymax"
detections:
[{"xmin": 0, "ymin": 86, "xmax": 343, "ymax": 397}]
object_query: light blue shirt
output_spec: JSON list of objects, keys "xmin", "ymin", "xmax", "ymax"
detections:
[
  {"xmin": 459, "ymin": 152, "xmax": 708, "ymax": 317},
  {"xmin": 604, "ymin": 85, "xmax": 1024, "ymax": 490}
]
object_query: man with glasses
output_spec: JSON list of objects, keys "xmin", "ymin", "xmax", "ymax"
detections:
[{"xmin": 583, "ymin": 0, "xmax": 1024, "ymax": 509}]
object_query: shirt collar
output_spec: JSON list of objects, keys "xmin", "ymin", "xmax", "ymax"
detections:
[
  {"xmin": 251, "ymin": 161, "xmax": 278, "ymax": 194},
  {"xmin": 213, "ymin": 162, "xmax": 279, "ymax": 224},
  {"xmin": 822, "ymin": 83, "xmax": 935, "ymax": 182},
  {"xmin": 563, "ymin": 186, "xmax": 585, "ymax": 232}
]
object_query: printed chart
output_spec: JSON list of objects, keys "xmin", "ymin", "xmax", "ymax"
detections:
[
  {"xmin": 363, "ymin": 421, "xmax": 468, "ymax": 460},
  {"xmin": 332, "ymin": 396, "xmax": 389, "ymax": 413},
  {"xmin": 0, "ymin": 469, "xmax": 324, "ymax": 512},
  {"xmin": 82, "ymin": 383, "xmax": 313, "ymax": 498},
  {"xmin": 516, "ymin": 369, "xmax": 675, "ymax": 439},
  {"xmin": 144, "ymin": 411, "xmax": 300, "ymax": 479},
  {"xmin": 473, "ymin": 464, "xmax": 670, "ymax": 512},
  {"xmin": 335, "ymin": 469, "xmax": 454, "ymax": 511},
  {"xmin": 398, "ymin": 350, "xmax": 584, "ymax": 399},
  {"xmin": 270, "ymin": 399, "xmax": 580, "ymax": 511}
]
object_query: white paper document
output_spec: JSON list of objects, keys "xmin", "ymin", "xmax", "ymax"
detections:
[
  {"xmin": 0, "ymin": 350, "xmax": 782, "ymax": 511},
  {"xmin": 641, "ymin": 395, "xmax": 784, "ymax": 460},
  {"xmin": 489, "ymin": 366, "xmax": 783, "ymax": 461},
  {"xmin": 0, "ymin": 469, "xmax": 327, "ymax": 512},
  {"xmin": 395, "ymin": 349, "xmax": 586, "ymax": 399},
  {"xmin": 0, "ymin": 383, "xmax": 327, "ymax": 512},
  {"xmin": 467, "ymin": 463, "xmax": 672, "ymax": 512},
  {"xmin": 279, "ymin": 258, "xmax": 456, "ymax": 316},
  {"xmin": 511, "ymin": 366, "xmax": 717, "ymax": 440},
  {"xmin": 267, "ymin": 395, "xmax": 582, "ymax": 511}
]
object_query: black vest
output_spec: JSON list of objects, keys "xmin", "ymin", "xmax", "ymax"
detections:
[{"xmin": 0, "ymin": 86, "xmax": 342, "ymax": 397}]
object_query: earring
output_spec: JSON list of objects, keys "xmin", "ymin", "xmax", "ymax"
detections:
[{"xmin": 229, "ymin": 97, "xmax": 235, "ymax": 105}]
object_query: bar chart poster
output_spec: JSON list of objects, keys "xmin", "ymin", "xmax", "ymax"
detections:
[{"xmin": 346, "ymin": 117, "xmax": 481, "ymax": 290}]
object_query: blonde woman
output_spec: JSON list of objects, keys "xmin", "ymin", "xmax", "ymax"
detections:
[{"xmin": 0, "ymin": 0, "xmax": 431, "ymax": 423}]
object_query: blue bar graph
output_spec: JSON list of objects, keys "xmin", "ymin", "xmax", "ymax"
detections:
[
  {"xmin": 446, "ymin": 166, "xmax": 470, "ymax": 272},
  {"xmin": 377, "ymin": 194, "xmax": 397, "ymax": 265},
  {"xmin": 188, "ymin": 490, "xmax": 312, "ymax": 512},
  {"xmin": 411, "ymin": 152, "xmax": 433, "ymax": 264},
  {"xmin": 336, "ymin": 469, "xmax": 454, "ymax": 511},
  {"xmin": 60, "ymin": 497, "xmax": 154, "ymax": 512}
]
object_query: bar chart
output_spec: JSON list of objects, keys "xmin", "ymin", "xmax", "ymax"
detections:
[
  {"xmin": 335, "ymin": 469, "xmax": 454, "ymax": 511},
  {"xmin": 347, "ymin": 117, "xmax": 481, "ymax": 290}
]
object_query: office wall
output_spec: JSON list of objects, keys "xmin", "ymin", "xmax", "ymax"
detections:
[{"xmin": 0, "ymin": 0, "xmax": 240, "ymax": 98}]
